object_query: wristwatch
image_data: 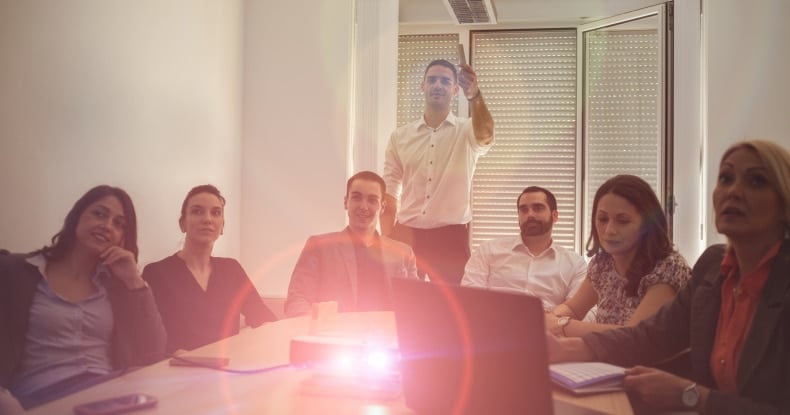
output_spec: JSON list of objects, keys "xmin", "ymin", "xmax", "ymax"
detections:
[
  {"xmin": 555, "ymin": 316, "xmax": 571, "ymax": 337},
  {"xmin": 681, "ymin": 382, "xmax": 699, "ymax": 408}
]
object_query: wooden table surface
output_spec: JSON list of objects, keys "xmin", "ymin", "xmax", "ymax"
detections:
[{"xmin": 26, "ymin": 312, "xmax": 633, "ymax": 414}]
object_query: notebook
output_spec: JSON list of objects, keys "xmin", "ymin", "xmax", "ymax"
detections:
[
  {"xmin": 391, "ymin": 279, "xmax": 608, "ymax": 415},
  {"xmin": 550, "ymin": 362, "xmax": 626, "ymax": 394}
]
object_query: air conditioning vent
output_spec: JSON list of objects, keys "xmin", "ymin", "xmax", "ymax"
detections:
[{"xmin": 443, "ymin": 0, "xmax": 497, "ymax": 25}]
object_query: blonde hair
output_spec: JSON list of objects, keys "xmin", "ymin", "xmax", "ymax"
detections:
[{"xmin": 721, "ymin": 139, "xmax": 790, "ymax": 235}]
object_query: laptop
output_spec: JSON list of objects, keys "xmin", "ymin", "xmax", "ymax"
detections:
[{"xmin": 391, "ymin": 278, "xmax": 607, "ymax": 415}]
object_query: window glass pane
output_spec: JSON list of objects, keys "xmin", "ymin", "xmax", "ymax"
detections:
[{"xmin": 581, "ymin": 15, "xmax": 665, "ymax": 243}]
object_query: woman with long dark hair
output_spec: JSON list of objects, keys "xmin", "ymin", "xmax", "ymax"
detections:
[
  {"xmin": 0, "ymin": 185, "xmax": 166, "ymax": 410},
  {"xmin": 546, "ymin": 174, "xmax": 692, "ymax": 337}
]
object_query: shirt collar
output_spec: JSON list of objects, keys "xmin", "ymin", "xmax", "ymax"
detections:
[
  {"xmin": 344, "ymin": 226, "xmax": 381, "ymax": 247},
  {"xmin": 417, "ymin": 112, "xmax": 458, "ymax": 130},
  {"xmin": 720, "ymin": 240, "xmax": 782, "ymax": 295},
  {"xmin": 511, "ymin": 237, "xmax": 557, "ymax": 258},
  {"xmin": 26, "ymin": 253, "xmax": 111, "ymax": 286}
]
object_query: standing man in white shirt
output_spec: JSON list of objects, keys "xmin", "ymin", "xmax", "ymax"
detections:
[
  {"xmin": 381, "ymin": 59, "xmax": 495, "ymax": 285},
  {"xmin": 461, "ymin": 186, "xmax": 588, "ymax": 312}
]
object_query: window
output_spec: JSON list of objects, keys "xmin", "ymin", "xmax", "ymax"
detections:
[
  {"xmin": 579, "ymin": 5, "xmax": 672, "ymax": 241},
  {"xmin": 395, "ymin": 4, "xmax": 672, "ymax": 253}
]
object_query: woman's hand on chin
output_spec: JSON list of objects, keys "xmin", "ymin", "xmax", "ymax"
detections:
[{"xmin": 100, "ymin": 246, "xmax": 146, "ymax": 289}]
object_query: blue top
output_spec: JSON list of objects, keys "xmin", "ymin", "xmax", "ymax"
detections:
[{"xmin": 11, "ymin": 255, "xmax": 114, "ymax": 398}]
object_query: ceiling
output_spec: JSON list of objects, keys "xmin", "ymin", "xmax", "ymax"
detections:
[{"xmin": 398, "ymin": 0, "xmax": 665, "ymax": 26}]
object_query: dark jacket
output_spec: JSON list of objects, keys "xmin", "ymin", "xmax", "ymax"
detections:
[
  {"xmin": 0, "ymin": 253, "xmax": 167, "ymax": 389},
  {"xmin": 584, "ymin": 241, "xmax": 790, "ymax": 414},
  {"xmin": 285, "ymin": 227, "xmax": 419, "ymax": 317}
]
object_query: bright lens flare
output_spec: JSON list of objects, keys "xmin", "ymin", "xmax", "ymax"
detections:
[
  {"xmin": 366, "ymin": 350, "xmax": 394, "ymax": 374},
  {"xmin": 330, "ymin": 353, "xmax": 356, "ymax": 374},
  {"xmin": 327, "ymin": 348, "xmax": 397, "ymax": 378}
]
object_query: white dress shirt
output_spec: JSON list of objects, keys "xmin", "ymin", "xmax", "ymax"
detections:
[
  {"xmin": 461, "ymin": 236, "xmax": 588, "ymax": 311},
  {"xmin": 383, "ymin": 113, "xmax": 492, "ymax": 228}
]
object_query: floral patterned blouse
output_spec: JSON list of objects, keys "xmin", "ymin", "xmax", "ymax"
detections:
[{"xmin": 589, "ymin": 250, "xmax": 691, "ymax": 325}]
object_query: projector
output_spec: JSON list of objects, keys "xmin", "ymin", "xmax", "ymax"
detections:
[
  {"xmin": 290, "ymin": 335, "xmax": 398, "ymax": 370},
  {"xmin": 290, "ymin": 335, "xmax": 402, "ymax": 400},
  {"xmin": 290, "ymin": 335, "xmax": 367, "ymax": 366}
]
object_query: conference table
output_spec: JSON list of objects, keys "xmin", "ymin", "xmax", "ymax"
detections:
[{"xmin": 26, "ymin": 312, "xmax": 633, "ymax": 414}]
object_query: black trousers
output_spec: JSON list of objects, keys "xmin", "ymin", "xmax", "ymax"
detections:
[{"xmin": 390, "ymin": 223, "xmax": 471, "ymax": 285}]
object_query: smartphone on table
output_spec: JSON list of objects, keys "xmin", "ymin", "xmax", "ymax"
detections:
[{"xmin": 73, "ymin": 393, "xmax": 157, "ymax": 415}]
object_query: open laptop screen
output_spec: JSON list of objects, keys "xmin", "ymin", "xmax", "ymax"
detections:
[{"xmin": 392, "ymin": 279, "xmax": 553, "ymax": 415}]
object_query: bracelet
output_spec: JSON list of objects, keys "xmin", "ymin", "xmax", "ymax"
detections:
[{"xmin": 466, "ymin": 89, "xmax": 481, "ymax": 101}]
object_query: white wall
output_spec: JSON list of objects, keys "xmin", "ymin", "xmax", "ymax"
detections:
[
  {"xmin": 241, "ymin": 0, "xmax": 355, "ymax": 296},
  {"xmin": 0, "ymin": 1, "xmax": 243, "ymax": 266},
  {"xmin": 353, "ymin": 0, "xmax": 399, "ymax": 173},
  {"xmin": 0, "ymin": 0, "xmax": 357, "ymax": 299},
  {"xmin": 702, "ymin": 0, "xmax": 790, "ymax": 244},
  {"xmin": 2, "ymin": 0, "xmax": 787, "ymax": 299}
]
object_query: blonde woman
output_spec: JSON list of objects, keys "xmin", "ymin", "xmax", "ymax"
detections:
[{"xmin": 549, "ymin": 139, "xmax": 790, "ymax": 414}]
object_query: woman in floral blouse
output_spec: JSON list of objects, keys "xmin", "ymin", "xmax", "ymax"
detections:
[{"xmin": 546, "ymin": 174, "xmax": 691, "ymax": 337}]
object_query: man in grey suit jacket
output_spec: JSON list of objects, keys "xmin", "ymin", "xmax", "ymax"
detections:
[{"xmin": 285, "ymin": 171, "xmax": 419, "ymax": 317}]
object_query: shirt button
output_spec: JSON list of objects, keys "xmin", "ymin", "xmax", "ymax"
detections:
[
  {"xmin": 426, "ymin": 195, "xmax": 430, "ymax": 199},
  {"xmin": 431, "ymin": 144, "xmax": 435, "ymax": 148},
  {"xmin": 720, "ymin": 359, "xmax": 725, "ymax": 365}
]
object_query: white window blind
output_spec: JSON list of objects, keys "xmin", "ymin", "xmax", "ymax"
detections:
[
  {"xmin": 469, "ymin": 30, "xmax": 579, "ymax": 251},
  {"xmin": 582, "ymin": 29, "xmax": 663, "ymax": 242}
]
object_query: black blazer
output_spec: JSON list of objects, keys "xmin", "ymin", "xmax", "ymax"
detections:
[{"xmin": 584, "ymin": 241, "xmax": 790, "ymax": 415}]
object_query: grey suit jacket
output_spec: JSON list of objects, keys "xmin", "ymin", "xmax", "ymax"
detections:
[
  {"xmin": 584, "ymin": 241, "xmax": 790, "ymax": 414},
  {"xmin": 284, "ymin": 227, "xmax": 419, "ymax": 317}
]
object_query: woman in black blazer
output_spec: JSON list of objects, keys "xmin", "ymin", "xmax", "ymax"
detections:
[{"xmin": 549, "ymin": 139, "xmax": 790, "ymax": 414}]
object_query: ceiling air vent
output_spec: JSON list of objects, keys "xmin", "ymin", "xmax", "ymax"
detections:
[{"xmin": 443, "ymin": 0, "xmax": 497, "ymax": 25}]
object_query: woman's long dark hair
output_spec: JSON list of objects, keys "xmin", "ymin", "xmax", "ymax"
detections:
[
  {"xmin": 585, "ymin": 175, "xmax": 672, "ymax": 296},
  {"xmin": 37, "ymin": 185, "xmax": 139, "ymax": 262}
]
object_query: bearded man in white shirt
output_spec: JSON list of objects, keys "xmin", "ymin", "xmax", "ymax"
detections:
[{"xmin": 461, "ymin": 186, "xmax": 588, "ymax": 312}]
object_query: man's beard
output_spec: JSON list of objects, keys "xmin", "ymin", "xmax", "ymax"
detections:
[{"xmin": 520, "ymin": 219, "xmax": 552, "ymax": 238}]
